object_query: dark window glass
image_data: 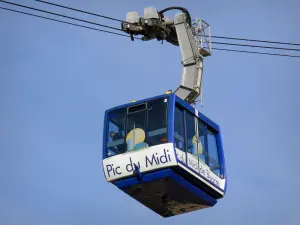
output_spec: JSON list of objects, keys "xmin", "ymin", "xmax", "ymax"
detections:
[
  {"xmin": 106, "ymin": 108, "xmax": 126, "ymax": 156},
  {"xmin": 207, "ymin": 129, "xmax": 221, "ymax": 176},
  {"xmin": 186, "ymin": 112, "xmax": 197, "ymax": 155},
  {"xmin": 198, "ymin": 119, "xmax": 208, "ymax": 165},
  {"xmin": 174, "ymin": 106, "xmax": 185, "ymax": 152},
  {"xmin": 146, "ymin": 98, "xmax": 168, "ymax": 147}
]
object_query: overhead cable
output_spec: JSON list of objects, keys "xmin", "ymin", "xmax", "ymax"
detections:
[{"xmin": 0, "ymin": 0, "xmax": 123, "ymax": 32}]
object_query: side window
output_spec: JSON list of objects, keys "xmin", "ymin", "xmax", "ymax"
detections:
[
  {"xmin": 146, "ymin": 98, "xmax": 168, "ymax": 146},
  {"xmin": 174, "ymin": 106, "xmax": 185, "ymax": 152},
  {"xmin": 185, "ymin": 112, "xmax": 197, "ymax": 155},
  {"xmin": 207, "ymin": 129, "xmax": 221, "ymax": 176},
  {"xmin": 107, "ymin": 109, "xmax": 126, "ymax": 157},
  {"xmin": 198, "ymin": 119, "xmax": 208, "ymax": 164}
]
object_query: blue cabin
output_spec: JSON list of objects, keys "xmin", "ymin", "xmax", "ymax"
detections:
[{"xmin": 102, "ymin": 93, "xmax": 227, "ymax": 217}]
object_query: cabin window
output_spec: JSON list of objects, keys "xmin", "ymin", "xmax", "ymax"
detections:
[
  {"xmin": 146, "ymin": 98, "xmax": 168, "ymax": 147},
  {"xmin": 198, "ymin": 119, "xmax": 208, "ymax": 164},
  {"xmin": 174, "ymin": 106, "xmax": 186, "ymax": 162},
  {"xmin": 106, "ymin": 108, "xmax": 126, "ymax": 157},
  {"xmin": 207, "ymin": 129, "xmax": 221, "ymax": 176},
  {"xmin": 185, "ymin": 112, "xmax": 197, "ymax": 155}
]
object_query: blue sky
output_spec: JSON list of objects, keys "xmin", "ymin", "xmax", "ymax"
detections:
[{"xmin": 1, "ymin": 0, "xmax": 300, "ymax": 224}]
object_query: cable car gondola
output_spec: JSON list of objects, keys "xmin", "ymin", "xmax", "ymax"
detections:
[
  {"xmin": 102, "ymin": 93, "xmax": 227, "ymax": 217},
  {"xmin": 102, "ymin": 6, "xmax": 227, "ymax": 217}
]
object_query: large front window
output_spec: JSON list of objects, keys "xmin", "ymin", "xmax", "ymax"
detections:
[{"xmin": 106, "ymin": 98, "xmax": 168, "ymax": 157}]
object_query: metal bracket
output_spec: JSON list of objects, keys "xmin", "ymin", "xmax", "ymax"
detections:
[{"xmin": 120, "ymin": 7, "xmax": 212, "ymax": 105}]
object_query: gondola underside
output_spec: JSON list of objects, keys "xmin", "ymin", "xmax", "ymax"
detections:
[{"xmin": 114, "ymin": 169, "xmax": 217, "ymax": 217}]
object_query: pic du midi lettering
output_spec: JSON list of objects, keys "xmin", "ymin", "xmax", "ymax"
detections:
[
  {"xmin": 106, "ymin": 149, "xmax": 173, "ymax": 178},
  {"xmin": 145, "ymin": 149, "xmax": 172, "ymax": 167}
]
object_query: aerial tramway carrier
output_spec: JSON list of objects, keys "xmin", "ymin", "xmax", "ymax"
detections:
[{"xmin": 102, "ymin": 6, "xmax": 227, "ymax": 217}]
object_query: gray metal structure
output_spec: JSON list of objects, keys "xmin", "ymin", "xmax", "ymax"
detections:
[{"xmin": 121, "ymin": 7, "xmax": 212, "ymax": 104}]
